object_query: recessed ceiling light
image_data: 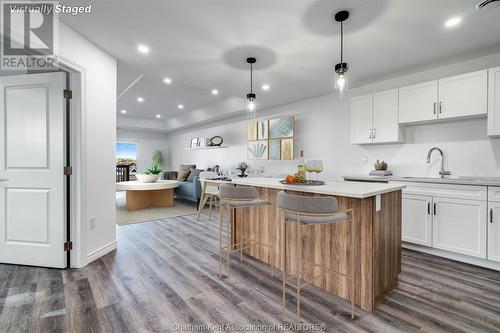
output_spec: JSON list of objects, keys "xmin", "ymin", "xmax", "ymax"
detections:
[
  {"xmin": 262, "ymin": 84, "xmax": 270, "ymax": 91},
  {"xmin": 164, "ymin": 77, "xmax": 172, "ymax": 84},
  {"xmin": 178, "ymin": 104, "xmax": 184, "ymax": 109},
  {"xmin": 156, "ymin": 114, "xmax": 161, "ymax": 119},
  {"xmin": 137, "ymin": 44, "xmax": 150, "ymax": 54},
  {"xmin": 120, "ymin": 109, "xmax": 127, "ymax": 114},
  {"xmin": 211, "ymin": 89, "xmax": 219, "ymax": 95},
  {"xmin": 444, "ymin": 16, "xmax": 462, "ymax": 28},
  {"xmin": 137, "ymin": 97, "xmax": 144, "ymax": 102}
]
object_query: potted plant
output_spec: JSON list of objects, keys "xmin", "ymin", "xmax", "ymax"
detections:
[
  {"xmin": 236, "ymin": 162, "xmax": 249, "ymax": 178},
  {"xmin": 136, "ymin": 164, "xmax": 163, "ymax": 183}
]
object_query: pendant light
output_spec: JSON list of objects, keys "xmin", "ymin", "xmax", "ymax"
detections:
[
  {"xmin": 334, "ymin": 10, "xmax": 350, "ymax": 98},
  {"xmin": 246, "ymin": 57, "xmax": 257, "ymax": 119}
]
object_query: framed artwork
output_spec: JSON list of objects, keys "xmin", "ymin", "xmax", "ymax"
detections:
[
  {"xmin": 190, "ymin": 137, "xmax": 199, "ymax": 148},
  {"xmin": 257, "ymin": 120, "xmax": 269, "ymax": 140},
  {"xmin": 269, "ymin": 116, "xmax": 294, "ymax": 139},
  {"xmin": 248, "ymin": 140, "xmax": 268, "ymax": 160},
  {"xmin": 247, "ymin": 122, "xmax": 257, "ymax": 141},
  {"xmin": 280, "ymin": 138, "xmax": 294, "ymax": 160},
  {"xmin": 269, "ymin": 139, "xmax": 281, "ymax": 160}
]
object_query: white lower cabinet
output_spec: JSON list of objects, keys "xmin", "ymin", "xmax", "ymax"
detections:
[
  {"xmin": 432, "ymin": 197, "xmax": 486, "ymax": 259},
  {"xmin": 488, "ymin": 202, "xmax": 500, "ymax": 263},
  {"xmin": 402, "ymin": 194, "xmax": 432, "ymax": 246}
]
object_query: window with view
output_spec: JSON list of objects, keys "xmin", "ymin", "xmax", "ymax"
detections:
[{"xmin": 116, "ymin": 142, "xmax": 138, "ymax": 181}]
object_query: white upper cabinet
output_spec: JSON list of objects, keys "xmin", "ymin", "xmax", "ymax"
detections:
[
  {"xmin": 399, "ymin": 80, "xmax": 438, "ymax": 124},
  {"xmin": 373, "ymin": 89, "xmax": 401, "ymax": 143},
  {"xmin": 351, "ymin": 90, "xmax": 401, "ymax": 145},
  {"xmin": 438, "ymin": 70, "xmax": 487, "ymax": 120},
  {"xmin": 351, "ymin": 94, "xmax": 373, "ymax": 144},
  {"xmin": 488, "ymin": 66, "xmax": 500, "ymax": 137}
]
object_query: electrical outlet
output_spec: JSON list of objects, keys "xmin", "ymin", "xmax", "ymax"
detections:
[
  {"xmin": 363, "ymin": 156, "xmax": 369, "ymax": 164},
  {"xmin": 89, "ymin": 216, "xmax": 96, "ymax": 230}
]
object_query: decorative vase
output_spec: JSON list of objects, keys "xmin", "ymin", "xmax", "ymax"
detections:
[{"xmin": 374, "ymin": 160, "xmax": 388, "ymax": 171}]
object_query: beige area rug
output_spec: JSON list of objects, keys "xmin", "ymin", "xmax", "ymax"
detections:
[{"xmin": 116, "ymin": 191, "xmax": 198, "ymax": 225}]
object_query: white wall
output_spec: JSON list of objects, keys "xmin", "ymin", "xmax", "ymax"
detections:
[
  {"xmin": 117, "ymin": 129, "xmax": 169, "ymax": 172},
  {"xmin": 58, "ymin": 23, "xmax": 117, "ymax": 265},
  {"xmin": 167, "ymin": 52, "xmax": 500, "ymax": 180}
]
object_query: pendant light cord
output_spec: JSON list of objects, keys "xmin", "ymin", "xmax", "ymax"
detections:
[
  {"xmin": 340, "ymin": 21, "xmax": 343, "ymax": 64},
  {"xmin": 250, "ymin": 63, "xmax": 253, "ymax": 94}
]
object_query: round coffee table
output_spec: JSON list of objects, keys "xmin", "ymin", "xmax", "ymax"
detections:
[{"xmin": 116, "ymin": 180, "xmax": 180, "ymax": 211}]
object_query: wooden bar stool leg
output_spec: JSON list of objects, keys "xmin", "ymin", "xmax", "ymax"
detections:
[
  {"xmin": 239, "ymin": 209, "xmax": 243, "ymax": 263},
  {"xmin": 208, "ymin": 196, "xmax": 213, "ymax": 221},
  {"xmin": 227, "ymin": 205, "xmax": 231, "ymax": 276},
  {"xmin": 219, "ymin": 203, "xmax": 225, "ymax": 279}
]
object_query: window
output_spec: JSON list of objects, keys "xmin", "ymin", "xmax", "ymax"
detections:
[{"xmin": 116, "ymin": 142, "xmax": 138, "ymax": 175}]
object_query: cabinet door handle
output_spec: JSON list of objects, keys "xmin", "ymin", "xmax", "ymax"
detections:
[
  {"xmin": 491, "ymin": 208, "xmax": 494, "ymax": 224},
  {"xmin": 368, "ymin": 129, "xmax": 372, "ymax": 139},
  {"xmin": 373, "ymin": 128, "xmax": 376, "ymax": 139},
  {"xmin": 433, "ymin": 203, "xmax": 437, "ymax": 215},
  {"xmin": 439, "ymin": 102, "xmax": 443, "ymax": 114},
  {"xmin": 427, "ymin": 202, "xmax": 431, "ymax": 215},
  {"xmin": 433, "ymin": 102, "xmax": 437, "ymax": 115}
]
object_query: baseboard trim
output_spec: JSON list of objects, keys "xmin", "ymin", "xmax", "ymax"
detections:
[
  {"xmin": 87, "ymin": 240, "xmax": 117, "ymax": 264},
  {"xmin": 403, "ymin": 243, "xmax": 500, "ymax": 271}
]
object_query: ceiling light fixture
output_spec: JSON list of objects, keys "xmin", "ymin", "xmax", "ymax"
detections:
[
  {"xmin": 178, "ymin": 104, "xmax": 184, "ymax": 109},
  {"xmin": 211, "ymin": 89, "xmax": 219, "ymax": 95},
  {"xmin": 333, "ymin": 10, "xmax": 350, "ymax": 99},
  {"xmin": 137, "ymin": 44, "xmax": 150, "ymax": 54},
  {"xmin": 137, "ymin": 97, "xmax": 144, "ymax": 102},
  {"xmin": 120, "ymin": 109, "xmax": 127, "ymax": 114},
  {"xmin": 163, "ymin": 77, "xmax": 172, "ymax": 84},
  {"xmin": 444, "ymin": 16, "xmax": 462, "ymax": 28},
  {"xmin": 246, "ymin": 57, "xmax": 257, "ymax": 119},
  {"xmin": 262, "ymin": 84, "xmax": 270, "ymax": 91},
  {"xmin": 156, "ymin": 114, "xmax": 161, "ymax": 119}
]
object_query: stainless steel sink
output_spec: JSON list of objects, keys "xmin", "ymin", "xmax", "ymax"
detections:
[{"xmin": 399, "ymin": 176, "xmax": 500, "ymax": 183}]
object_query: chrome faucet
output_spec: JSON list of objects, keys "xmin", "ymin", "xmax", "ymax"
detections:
[{"xmin": 426, "ymin": 147, "xmax": 451, "ymax": 178}]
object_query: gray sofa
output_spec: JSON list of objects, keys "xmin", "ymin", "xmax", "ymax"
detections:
[{"xmin": 165, "ymin": 165, "xmax": 203, "ymax": 203}]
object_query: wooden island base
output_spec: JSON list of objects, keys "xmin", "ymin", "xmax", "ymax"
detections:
[
  {"xmin": 232, "ymin": 187, "xmax": 402, "ymax": 312},
  {"xmin": 125, "ymin": 189, "xmax": 174, "ymax": 211}
]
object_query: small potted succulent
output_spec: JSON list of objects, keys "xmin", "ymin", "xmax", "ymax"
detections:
[
  {"xmin": 236, "ymin": 162, "xmax": 249, "ymax": 178},
  {"xmin": 136, "ymin": 164, "xmax": 163, "ymax": 183}
]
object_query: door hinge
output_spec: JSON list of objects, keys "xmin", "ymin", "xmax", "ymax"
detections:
[
  {"xmin": 64, "ymin": 241, "xmax": 73, "ymax": 251},
  {"xmin": 64, "ymin": 166, "xmax": 72, "ymax": 176},
  {"xmin": 64, "ymin": 89, "xmax": 72, "ymax": 99}
]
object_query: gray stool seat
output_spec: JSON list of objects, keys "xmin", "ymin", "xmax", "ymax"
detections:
[
  {"xmin": 226, "ymin": 199, "xmax": 271, "ymax": 207},
  {"xmin": 283, "ymin": 212, "xmax": 349, "ymax": 224}
]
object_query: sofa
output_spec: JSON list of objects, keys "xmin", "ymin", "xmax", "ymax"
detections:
[{"xmin": 165, "ymin": 165, "xmax": 203, "ymax": 203}]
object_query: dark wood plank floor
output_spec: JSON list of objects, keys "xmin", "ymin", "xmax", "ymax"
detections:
[{"xmin": 1, "ymin": 212, "xmax": 500, "ymax": 332}]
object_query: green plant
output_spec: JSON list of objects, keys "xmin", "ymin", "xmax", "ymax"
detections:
[
  {"xmin": 237, "ymin": 162, "xmax": 249, "ymax": 173},
  {"xmin": 144, "ymin": 164, "xmax": 163, "ymax": 175},
  {"xmin": 152, "ymin": 150, "xmax": 164, "ymax": 169}
]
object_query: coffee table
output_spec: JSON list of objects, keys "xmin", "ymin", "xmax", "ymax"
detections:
[{"xmin": 116, "ymin": 180, "xmax": 180, "ymax": 211}]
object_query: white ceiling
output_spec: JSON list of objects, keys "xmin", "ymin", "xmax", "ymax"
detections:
[{"xmin": 59, "ymin": 0, "xmax": 500, "ymax": 132}]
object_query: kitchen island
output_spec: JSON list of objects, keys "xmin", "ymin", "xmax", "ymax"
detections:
[{"xmin": 208, "ymin": 177, "xmax": 404, "ymax": 312}]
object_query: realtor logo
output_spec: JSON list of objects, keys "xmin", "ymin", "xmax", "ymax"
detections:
[{"xmin": 1, "ymin": 1, "xmax": 59, "ymax": 70}]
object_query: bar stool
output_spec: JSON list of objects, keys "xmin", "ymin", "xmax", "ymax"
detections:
[
  {"xmin": 218, "ymin": 184, "xmax": 273, "ymax": 279},
  {"xmin": 197, "ymin": 172, "xmax": 220, "ymax": 221},
  {"xmin": 277, "ymin": 191, "xmax": 356, "ymax": 324}
]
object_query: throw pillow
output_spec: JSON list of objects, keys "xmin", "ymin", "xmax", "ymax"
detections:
[
  {"xmin": 177, "ymin": 169, "xmax": 190, "ymax": 181},
  {"xmin": 187, "ymin": 168, "xmax": 203, "ymax": 182},
  {"xmin": 179, "ymin": 164, "xmax": 196, "ymax": 172}
]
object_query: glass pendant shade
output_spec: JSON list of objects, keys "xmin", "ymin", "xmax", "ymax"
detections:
[
  {"xmin": 247, "ymin": 93, "xmax": 256, "ymax": 119},
  {"xmin": 335, "ymin": 71, "xmax": 349, "ymax": 99}
]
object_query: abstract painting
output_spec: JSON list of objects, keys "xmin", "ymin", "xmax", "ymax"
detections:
[
  {"xmin": 248, "ymin": 140, "xmax": 268, "ymax": 160},
  {"xmin": 280, "ymin": 138, "xmax": 294, "ymax": 160},
  {"xmin": 247, "ymin": 122, "xmax": 257, "ymax": 141},
  {"xmin": 257, "ymin": 120, "xmax": 269, "ymax": 140},
  {"xmin": 269, "ymin": 116, "xmax": 294, "ymax": 139},
  {"xmin": 269, "ymin": 140, "xmax": 281, "ymax": 160}
]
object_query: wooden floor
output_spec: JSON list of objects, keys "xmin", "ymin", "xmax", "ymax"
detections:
[{"xmin": 1, "ymin": 213, "xmax": 500, "ymax": 332}]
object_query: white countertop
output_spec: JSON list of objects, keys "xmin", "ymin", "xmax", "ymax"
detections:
[
  {"xmin": 222, "ymin": 177, "xmax": 404, "ymax": 199},
  {"xmin": 343, "ymin": 175, "xmax": 500, "ymax": 187}
]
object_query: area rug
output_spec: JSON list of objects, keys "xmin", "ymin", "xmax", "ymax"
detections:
[{"xmin": 116, "ymin": 192, "xmax": 198, "ymax": 225}]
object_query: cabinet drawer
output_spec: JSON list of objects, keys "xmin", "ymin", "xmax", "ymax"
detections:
[
  {"xmin": 488, "ymin": 187, "xmax": 500, "ymax": 203},
  {"xmin": 392, "ymin": 182, "xmax": 487, "ymax": 201}
]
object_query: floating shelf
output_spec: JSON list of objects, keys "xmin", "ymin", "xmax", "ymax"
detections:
[{"xmin": 184, "ymin": 146, "xmax": 228, "ymax": 150}]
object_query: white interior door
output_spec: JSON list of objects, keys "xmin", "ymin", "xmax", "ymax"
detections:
[{"xmin": 0, "ymin": 72, "xmax": 66, "ymax": 268}]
